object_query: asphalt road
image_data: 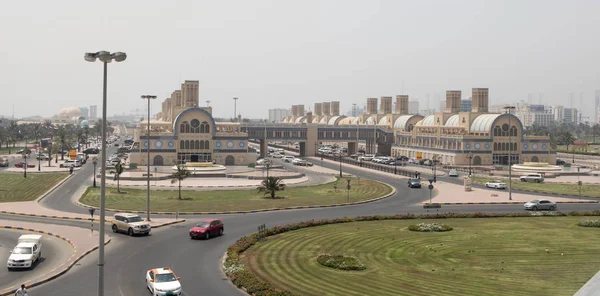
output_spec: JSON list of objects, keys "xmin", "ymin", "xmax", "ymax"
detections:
[
  {"xmin": 0, "ymin": 229, "xmax": 73, "ymax": 293},
  {"xmin": 24, "ymin": 155, "xmax": 600, "ymax": 295}
]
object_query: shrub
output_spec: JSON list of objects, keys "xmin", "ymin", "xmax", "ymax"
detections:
[
  {"xmin": 578, "ymin": 220, "xmax": 600, "ymax": 227},
  {"xmin": 408, "ymin": 223, "xmax": 453, "ymax": 232},
  {"xmin": 317, "ymin": 254, "xmax": 366, "ymax": 271}
]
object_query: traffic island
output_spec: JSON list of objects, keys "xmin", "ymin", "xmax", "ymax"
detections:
[{"xmin": 0, "ymin": 219, "xmax": 110, "ymax": 296}]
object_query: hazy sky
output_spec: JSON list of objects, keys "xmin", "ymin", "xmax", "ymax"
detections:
[{"xmin": 1, "ymin": 0, "xmax": 599, "ymax": 120}]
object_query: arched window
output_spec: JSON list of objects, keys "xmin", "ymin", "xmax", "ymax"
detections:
[
  {"xmin": 493, "ymin": 143, "xmax": 497, "ymax": 150},
  {"xmin": 184, "ymin": 140, "xmax": 189, "ymax": 149},
  {"xmin": 180, "ymin": 140, "xmax": 184, "ymax": 148},
  {"xmin": 194, "ymin": 140, "xmax": 199, "ymax": 149},
  {"xmin": 494, "ymin": 126, "xmax": 501, "ymax": 137},
  {"xmin": 190, "ymin": 119, "xmax": 200, "ymax": 133},
  {"xmin": 513, "ymin": 143, "xmax": 517, "ymax": 151},
  {"xmin": 205, "ymin": 140, "xmax": 209, "ymax": 149},
  {"xmin": 501, "ymin": 143, "xmax": 506, "ymax": 151},
  {"xmin": 510, "ymin": 126, "xmax": 517, "ymax": 137},
  {"xmin": 202, "ymin": 121, "xmax": 210, "ymax": 134}
]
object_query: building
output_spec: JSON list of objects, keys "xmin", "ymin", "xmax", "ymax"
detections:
[
  {"xmin": 516, "ymin": 103, "xmax": 554, "ymax": 127},
  {"xmin": 461, "ymin": 98, "xmax": 472, "ymax": 112},
  {"xmin": 551, "ymin": 105, "xmax": 579, "ymax": 124},
  {"xmin": 408, "ymin": 101, "xmax": 419, "ymax": 114},
  {"xmin": 90, "ymin": 105, "xmax": 97, "ymax": 121},
  {"xmin": 128, "ymin": 81, "xmax": 252, "ymax": 166},
  {"xmin": 268, "ymin": 108, "xmax": 292, "ymax": 123},
  {"xmin": 79, "ymin": 107, "xmax": 89, "ymax": 119}
]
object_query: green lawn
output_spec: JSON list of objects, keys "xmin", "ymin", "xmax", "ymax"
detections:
[
  {"xmin": 79, "ymin": 177, "xmax": 392, "ymax": 212},
  {"xmin": 0, "ymin": 146, "xmax": 27, "ymax": 155},
  {"xmin": 0, "ymin": 173, "xmax": 68, "ymax": 202},
  {"xmin": 241, "ymin": 217, "xmax": 600, "ymax": 296},
  {"xmin": 473, "ymin": 176, "xmax": 600, "ymax": 198}
]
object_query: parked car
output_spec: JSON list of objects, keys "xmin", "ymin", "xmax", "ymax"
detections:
[
  {"xmin": 283, "ymin": 156, "xmax": 295, "ymax": 163},
  {"xmin": 408, "ymin": 178, "xmax": 422, "ymax": 188},
  {"xmin": 520, "ymin": 173, "xmax": 544, "ymax": 183},
  {"xmin": 485, "ymin": 180, "xmax": 507, "ymax": 189},
  {"xmin": 448, "ymin": 169, "xmax": 459, "ymax": 177},
  {"xmin": 556, "ymin": 159, "xmax": 566, "ymax": 165},
  {"xmin": 36, "ymin": 153, "xmax": 51, "ymax": 161},
  {"xmin": 297, "ymin": 161, "xmax": 313, "ymax": 166},
  {"xmin": 189, "ymin": 219, "xmax": 224, "ymax": 239},
  {"xmin": 111, "ymin": 213, "xmax": 151, "ymax": 236},
  {"xmin": 7, "ymin": 234, "xmax": 43, "ymax": 270},
  {"xmin": 14, "ymin": 161, "xmax": 35, "ymax": 168},
  {"xmin": 60, "ymin": 159, "xmax": 81, "ymax": 168},
  {"xmin": 83, "ymin": 148, "xmax": 100, "ymax": 154},
  {"xmin": 524, "ymin": 199, "xmax": 556, "ymax": 211},
  {"xmin": 271, "ymin": 153, "xmax": 284, "ymax": 159},
  {"xmin": 0, "ymin": 157, "xmax": 9, "ymax": 167},
  {"xmin": 145, "ymin": 267, "xmax": 182, "ymax": 296}
]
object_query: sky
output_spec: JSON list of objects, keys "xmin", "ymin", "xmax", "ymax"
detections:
[{"xmin": 1, "ymin": 0, "xmax": 599, "ymax": 120}]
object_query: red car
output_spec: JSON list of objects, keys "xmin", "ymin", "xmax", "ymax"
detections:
[
  {"xmin": 189, "ymin": 219, "xmax": 224, "ymax": 239},
  {"xmin": 14, "ymin": 161, "xmax": 35, "ymax": 168}
]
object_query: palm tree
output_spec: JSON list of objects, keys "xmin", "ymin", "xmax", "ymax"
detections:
[
  {"xmin": 57, "ymin": 126, "xmax": 68, "ymax": 160},
  {"xmin": 111, "ymin": 162, "xmax": 124, "ymax": 193},
  {"xmin": 257, "ymin": 176, "xmax": 286, "ymax": 199},
  {"xmin": 8, "ymin": 121, "xmax": 18, "ymax": 148},
  {"xmin": 171, "ymin": 164, "xmax": 191, "ymax": 200},
  {"xmin": 75, "ymin": 128, "xmax": 84, "ymax": 152},
  {"xmin": 83, "ymin": 126, "xmax": 90, "ymax": 148}
]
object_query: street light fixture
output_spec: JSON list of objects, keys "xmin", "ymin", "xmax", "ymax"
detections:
[
  {"xmin": 141, "ymin": 95, "xmax": 157, "ymax": 222},
  {"xmin": 339, "ymin": 154, "xmax": 343, "ymax": 178},
  {"xmin": 22, "ymin": 150, "xmax": 29, "ymax": 178},
  {"xmin": 84, "ymin": 50, "xmax": 127, "ymax": 296},
  {"xmin": 233, "ymin": 97, "xmax": 238, "ymax": 122},
  {"xmin": 92, "ymin": 157, "xmax": 98, "ymax": 188},
  {"xmin": 504, "ymin": 105, "xmax": 516, "ymax": 201},
  {"xmin": 467, "ymin": 151, "xmax": 473, "ymax": 176}
]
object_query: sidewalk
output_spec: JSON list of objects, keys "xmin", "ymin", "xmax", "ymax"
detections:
[
  {"xmin": 0, "ymin": 201, "xmax": 183, "ymax": 227},
  {"xmin": 0, "ymin": 219, "xmax": 110, "ymax": 296},
  {"xmin": 428, "ymin": 181, "xmax": 598, "ymax": 205}
]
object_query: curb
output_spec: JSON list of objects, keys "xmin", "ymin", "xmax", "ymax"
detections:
[
  {"xmin": 471, "ymin": 180, "xmax": 600, "ymax": 199},
  {"xmin": 0, "ymin": 226, "xmax": 111, "ymax": 296},
  {"xmin": 75, "ymin": 182, "xmax": 397, "ymax": 215},
  {"xmin": 36, "ymin": 173, "xmax": 73, "ymax": 202},
  {"xmin": 0, "ymin": 211, "xmax": 186, "ymax": 228},
  {"xmin": 421, "ymin": 201, "xmax": 599, "ymax": 205}
]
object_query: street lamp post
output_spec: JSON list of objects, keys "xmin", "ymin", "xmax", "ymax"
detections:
[
  {"xmin": 467, "ymin": 151, "xmax": 473, "ymax": 176},
  {"xmin": 22, "ymin": 151, "xmax": 29, "ymax": 178},
  {"xmin": 141, "ymin": 95, "xmax": 157, "ymax": 222},
  {"xmin": 93, "ymin": 157, "xmax": 98, "ymax": 188},
  {"xmin": 339, "ymin": 154, "xmax": 343, "ymax": 178},
  {"xmin": 84, "ymin": 50, "xmax": 127, "ymax": 296},
  {"xmin": 38, "ymin": 148, "xmax": 41, "ymax": 172},
  {"xmin": 432, "ymin": 155, "xmax": 437, "ymax": 182},
  {"xmin": 233, "ymin": 97, "xmax": 238, "ymax": 122},
  {"xmin": 504, "ymin": 106, "xmax": 516, "ymax": 201}
]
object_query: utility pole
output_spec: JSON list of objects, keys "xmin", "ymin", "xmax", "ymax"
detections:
[{"xmin": 504, "ymin": 106, "xmax": 516, "ymax": 201}]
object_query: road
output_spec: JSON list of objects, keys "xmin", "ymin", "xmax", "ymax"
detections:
[{"xmin": 0, "ymin": 229, "xmax": 73, "ymax": 293}]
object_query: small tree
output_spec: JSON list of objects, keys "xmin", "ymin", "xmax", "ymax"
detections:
[
  {"xmin": 111, "ymin": 162, "xmax": 124, "ymax": 193},
  {"xmin": 171, "ymin": 164, "xmax": 191, "ymax": 200},
  {"xmin": 257, "ymin": 176, "xmax": 286, "ymax": 199}
]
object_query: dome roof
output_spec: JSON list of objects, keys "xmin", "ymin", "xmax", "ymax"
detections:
[
  {"xmin": 80, "ymin": 120, "xmax": 89, "ymax": 127},
  {"xmin": 378, "ymin": 116, "xmax": 390, "ymax": 126},
  {"xmin": 445, "ymin": 115, "xmax": 460, "ymax": 126},
  {"xmin": 295, "ymin": 116, "xmax": 306, "ymax": 123},
  {"xmin": 328, "ymin": 116, "xmax": 346, "ymax": 125},
  {"xmin": 351, "ymin": 117, "xmax": 361, "ymax": 125},
  {"xmin": 416, "ymin": 115, "xmax": 435, "ymax": 126},
  {"xmin": 365, "ymin": 116, "xmax": 376, "ymax": 125},
  {"xmin": 59, "ymin": 107, "xmax": 82, "ymax": 118},
  {"xmin": 319, "ymin": 117, "xmax": 328, "ymax": 124},
  {"xmin": 337, "ymin": 117, "xmax": 354, "ymax": 125},
  {"xmin": 393, "ymin": 115, "xmax": 422, "ymax": 130},
  {"xmin": 470, "ymin": 114, "xmax": 502, "ymax": 132}
]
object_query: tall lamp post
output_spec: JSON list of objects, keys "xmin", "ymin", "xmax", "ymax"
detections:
[
  {"xmin": 467, "ymin": 151, "xmax": 473, "ymax": 176},
  {"xmin": 22, "ymin": 150, "xmax": 29, "ymax": 178},
  {"xmin": 92, "ymin": 157, "xmax": 98, "ymax": 188},
  {"xmin": 141, "ymin": 95, "xmax": 157, "ymax": 222},
  {"xmin": 84, "ymin": 50, "xmax": 127, "ymax": 296},
  {"xmin": 504, "ymin": 105, "xmax": 516, "ymax": 201},
  {"xmin": 339, "ymin": 154, "xmax": 343, "ymax": 178},
  {"xmin": 432, "ymin": 155, "xmax": 437, "ymax": 182},
  {"xmin": 233, "ymin": 97, "xmax": 238, "ymax": 122}
]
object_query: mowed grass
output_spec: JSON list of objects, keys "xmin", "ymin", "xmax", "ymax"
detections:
[
  {"xmin": 79, "ymin": 177, "xmax": 392, "ymax": 212},
  {"xmin": 473, "ymin": 176, "xmax": 600, "ymax": 198},
  {"xmin": 0, "ymin": 146, "xmax": 26, "ymax": 155},
  {"xmin": 0, "ymin": 173, "xmax": 68, "ymax": 202},
  {"xmin": 241, "ymin": 217, "xmax": 600, "ymax": 296}
]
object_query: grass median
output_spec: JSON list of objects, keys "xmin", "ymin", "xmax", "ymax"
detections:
[
  {"xmin": 0, "ymin": 173, "xmax": 69, "ymax": 202},
  {"xmin": 241, "ymin": 216, "xmax": 600, "ymax": 296},
  {"xmin": 472, "ymin": 176, "xmax": 600, "ymax": 198},
  {"xmin": 79, "ymin": 177, "xmax": 392, "ymax": 212}
]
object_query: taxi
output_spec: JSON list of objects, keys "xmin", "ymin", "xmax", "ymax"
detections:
[{"xmin": 145, "ymin": 267, "xmax": 183, "ymax": 296}]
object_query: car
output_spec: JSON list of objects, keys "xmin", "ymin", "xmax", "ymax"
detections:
[
  {"xmin": 36, "ymin": 153, "xmax": 51, "ymax": 161},
  {"xmin": 15, "ymin": 149, "xmax": 26, "ymax": 154},
  {"xmin": 60, "ymin": 159, "xmax": 81, "ymax": 168},
  {"xmin": 83, "ymin": 148, "xmax": 100, "ymax": 154},
  {"xmin": 485, "ymin": 180, "xmax": 506, "ymax": 189},
  {"xmin": 0, "ymin": 157, "xmax": 9, "ymax": 167},
  {"xmin": 7, "ymin": 235, "xmax": 42, "ymax": 270},
  {"xmin": 111, "ymin": 213, "xmax": 151, "ymax": 236},
  {"xmin": 146, "ymin": 267, "xmax": 183, "ymax": 296},
  {"xmin": 14, "ymin": 161, "xmax": 35, "ymax": 168},
  {"xmin": 291, "ymin": 158, "xmax": 303, "ymax": 164},
  {"xmin": 297, "ymin": 161, "xmax": 313, "ymax": 166},
  {"xmin": 520, "ymin": 173, "xmax": 544, "ymax": 183},
  {"xmin": 271, "ymin": 153, "xmax": 284, "ymax": 158},
  {"xmin": 448, "ymin": 169, "xmax": 459, "ymax": 177},
  {"xmin": 283, "ymin": 156, "xmax": 295, "ymax": 163},
  {"xmin": 408, "ymin": 178, "xmax": 422, "ymax": 188},
  {"xmin": 189, "ymin": 219, "xmax": 224, "ymax": 239},
  {"xmin": 524, "ymin": 199, "xmax": 557, "ymax": 211},
  {"xmin": 256, "ymin": 158, "xmax": 272, "ymax": 165}
]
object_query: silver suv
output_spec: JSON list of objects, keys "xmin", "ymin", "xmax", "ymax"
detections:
[{"xmin": 111, "ymin": 213, "xmax": 151, "ymax": 236}]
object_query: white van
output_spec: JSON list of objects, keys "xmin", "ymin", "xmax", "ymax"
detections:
[
  {"xmin": 7, "ymin": 234, "xmax": 43, "ymax": 270},
  {"xmin": 60, "ymin": 159, "xmax": 82, "ymax": 168}
]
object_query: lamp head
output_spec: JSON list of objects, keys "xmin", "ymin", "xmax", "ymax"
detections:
[
  {"xmin": 112, "ymin": 52, "xmax": 127, "ymax": 62},
  {"xmin": 84, "ymin": 53, "xmax": 97, "ymax": 62},
  {"xmin": 97, "ymin": 51, "xmax": 112, "ymax": 63}
]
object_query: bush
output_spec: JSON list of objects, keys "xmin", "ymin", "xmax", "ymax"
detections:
[
  {"xmin": 317, "ymin": 254, "xmax": 366, "ymax": 271},
  {"xmin": 408, "ymin": 223, "xmax": 453, "ymax": 232},
  {"xmin": 578, "ymin": 220, "xmax": 600, "ymax": 227}
]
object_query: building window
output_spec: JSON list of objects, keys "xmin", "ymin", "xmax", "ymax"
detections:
[
  {"xmin": 201, "ymin": 121, "xmax": 210, "ymax": 134},
  {"xmin": 180, "ymin": 140, "xmax": 184, "ymax": 148}
]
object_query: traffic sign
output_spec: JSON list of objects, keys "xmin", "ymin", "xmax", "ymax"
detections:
[
  {"xmin": 88, "ymin": 208, "xmax": 95, "ymax": 217},
  {"xmin": 416, "ymin": 152, "xmax": 423, "ymax": 161},
  {"xmin": 428, "ymin": 184, "xmax": 434, "ymax": 190}
]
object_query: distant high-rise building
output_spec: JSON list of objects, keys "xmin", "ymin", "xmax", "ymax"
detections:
[
  {"xmin": 79, "ymin": 107, "xmax": 89, "ymax": 118},
  {"xmin": 268, "ymin": 108, "xmax": 292, "ymax": 123},
  {"xmin": 461, "ymin": 98, "xmax": 472, "ymax": 112},
  {"xmin": 89, "ymin": 105, "xmax": 97, "ymax": 121}
]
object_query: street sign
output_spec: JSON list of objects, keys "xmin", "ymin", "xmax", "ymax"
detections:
[
  {"xmin": 69, "ymin": 150, "xmax": 77, "ymax": 160},
  {"xmin": 428, "ymin": 184, "xmax": 434, "ymax": 190},
  {"xmin": 416, "ymin": 152, "xmax": 423, "ymax": 161},
  {"xmin": 88, "ymin": 208, "xmax": 95, "ymax": 217}
]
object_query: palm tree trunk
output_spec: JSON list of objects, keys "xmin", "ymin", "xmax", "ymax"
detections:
[
  {"xmin": 271, "ymin": 190, "xmax": 275, "ymax": 199},
  {"xmin": 117, "ymin": 177, "xmax": 120, "ymax": 193},
  {"xmin": 178, "ymin": 180, "xmax": 182, "ymax": 200}
]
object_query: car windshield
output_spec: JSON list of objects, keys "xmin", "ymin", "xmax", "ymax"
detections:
[
  {"xmin": 128, "ymin": 216, "xmax": 143, "ymax": 223},
  {"xmin": 529, "ymin": 200, "xmax": 539, "ymax": 203},
  {"xmin": 155, "ymin": 273, "xmax": 177, "ymax": 283},
  {"xmin": 196, "ymin": 222, "xmax": 210, "ymax": 228},
  {"xmin": 13, "ymin": 247, "xmax": 32, "ymax": 254},
  {"xmin": 410, "ymin": 178, "xmax": 420, "ymax": 182}
]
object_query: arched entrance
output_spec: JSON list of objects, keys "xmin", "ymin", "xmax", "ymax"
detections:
[
  {"xmin": 531, "ymin": 156, "xmax": 539, "ymax": 162},
  {"xmin": 225, "ymin": 155, "xmax": 235, "ymax": 166},
  {"xmin": 153, "ymin": 155, "xmax": 164, "ymax": 166},
  {"xmin": 473, "ymin": 156, "xmax": 482, "ymax": 165}
]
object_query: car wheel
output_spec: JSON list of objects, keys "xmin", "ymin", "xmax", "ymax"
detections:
[
  {"xmin": 536, "ymin": 180, "xmax": 541, "ymax": 183},
  {"xmin": 532, "ymin": 206, "xmax": 537, "ymax": 211},
  {"xmin": 520, "ymin": 179, "xmax": 526, "ymax": 182},
  {"xmin": 112, "ymin": 224, "xmax": 118, "ymax": 233},
  {"xmin": 549, "ymin": 206, "xmax": 555, "ymax": 211},
  {"xmin": 219, "ymin": 228, "xmax": 224, "ymax": 236},
  {"xmin": 128, "ymin": 228, "xmax": 134, "ymax": 236},
  {"xmin": 205, "ymin": 232, "xmax": 210, "ymax": 240},
  {"xmin": 495, "ymin": 185, "xmax": 499, "ymax": 189}
]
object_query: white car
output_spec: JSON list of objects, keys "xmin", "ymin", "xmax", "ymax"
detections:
[
  {"xmin": 283, "ymin": 156, "xmax": 295, "ymax": 163},
  {"xmin": 485, "ymin": 180, "xmax": 507, "ymax": 189},
  {"xmin": 271, "ymin": 153, "xmax": 284, "ymax": 158},
  {"xmin": 7, "ymin": 235, "xmax": 43, "ymax": 270},
  {"xmin": 448, "ymin": 169, "xmax": 459, "ymax": 177},
  {"xmin": 146, "ymin": 267, "xmax": 182, "ymax": 296}
]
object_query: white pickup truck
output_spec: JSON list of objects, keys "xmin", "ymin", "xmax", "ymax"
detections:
[
  {"xmin": 519, "ymin": 173, "xmax": 544, "ymax": 183},
  {"xmin": 7, "ymin": 234, "xmax": 43, "ymax": 270}
]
